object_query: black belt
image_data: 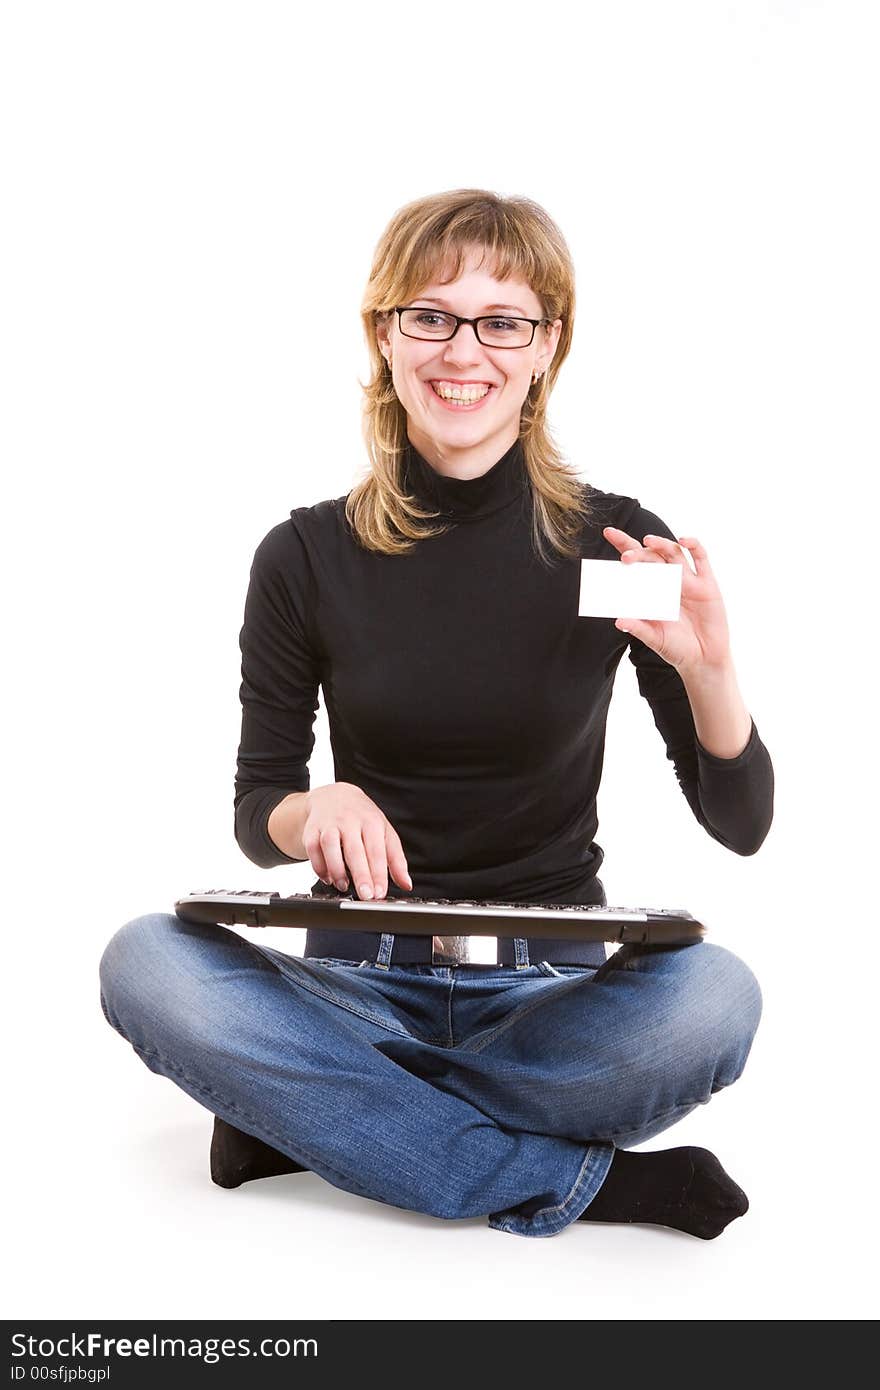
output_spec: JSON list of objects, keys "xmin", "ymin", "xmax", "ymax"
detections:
[{"xmin": 303, "ymin": 927, "xmax": 608, "ymax": 969}]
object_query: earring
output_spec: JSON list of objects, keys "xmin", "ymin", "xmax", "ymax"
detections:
[{"xmin": 532, "ymin": 369, "xmax": 542, "ymax": 385}]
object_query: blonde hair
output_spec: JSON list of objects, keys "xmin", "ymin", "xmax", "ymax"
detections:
[{"xmin": 346, "ymin": 188, "xmax": 593, "ymax": 565}]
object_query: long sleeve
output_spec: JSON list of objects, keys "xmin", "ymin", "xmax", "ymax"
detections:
[
  {"xmin": 623, "ymin": 507, "xmax": 775, "ymax": 856},
  {"xmin": 229, "ymin": 456, "xmax": 774, "ymax": 912},
  {"xmin": 234, "ymin": 520, "xmax": 322, "ymax": 868}
]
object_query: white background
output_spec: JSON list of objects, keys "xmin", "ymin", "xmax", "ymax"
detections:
[{"xmin": 3, "ymin": 0, "xmax": 877, "ymax": 1322}]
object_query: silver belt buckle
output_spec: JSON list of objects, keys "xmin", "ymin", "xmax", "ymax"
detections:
[{"xmin": 432, "ymin": 934, "xmax": 474, "ymax": 966}]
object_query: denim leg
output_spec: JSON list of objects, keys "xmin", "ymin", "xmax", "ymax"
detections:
[
  {"xmin": 374, "ymin": 941, "xmax": 763, "ymax": 1236},
  {"xmin": 98, "ymin": 914, "xmax": 600, "ymax": 1227}
]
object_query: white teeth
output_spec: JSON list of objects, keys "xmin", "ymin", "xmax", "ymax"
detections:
[{"xmin": 431, "ymin": 382, "xmax": 491, "ymax": 403}]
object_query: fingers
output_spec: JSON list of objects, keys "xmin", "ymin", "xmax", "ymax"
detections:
[
  {"xmin": 606, "ymin": 525, "xmax": 705, "ymax": 573},
  {"xmin": 604, "ymin": 526, "xmax": 663, "ymax": 563},
  {"xmin": 340, "ymin": 823, "xmax": 379, "ymax": 901},
  {"xmin": 639, "ymin": 534, "xmax": 685, "ymax": 565},
  {"xmin": 648, "ymin": 534, "xmax": 710, "ymax": 579},
  {"xmin": 603, "ymin": 525, "xmax": 641, "ymax": 554},
  {"xmin": 307, "ymin": 841, "xmax": 332, "ymax": 886},
  {"xmin": 330, "ymin": 820, "xmax": 403, "ymax": 901},
  {"xmin": 621, "ymin": 545, "xmax": 663, "ymax": 563},
  {"xmin": 353, "ymin": 821, "xmax": 413, "ymax": 899},
  {"xmin": 309, "ymin": 825, "xmax": 349, "ymax": 893},
  {"xmin": 676, "ymin": 536, "xmax": 709, "ymax": 577},
  {"xmin": 385, "ymin": 823, "xmax": 413, "ymax": 893},
  {"xmin": 360, "ymin": 817, "xmax": 390, "ymax": 900}
]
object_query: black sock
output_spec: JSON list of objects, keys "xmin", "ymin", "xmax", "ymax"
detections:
[
  {"xmin": 578, "ymin": 1146, "xmax": 749, "ymax": 1239},
  {"xmin": 210, "ymin": 1116, "xmax": 309, "ymax": 1189}
]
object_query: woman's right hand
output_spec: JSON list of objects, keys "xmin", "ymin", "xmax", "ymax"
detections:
[{"xmin": 302, "ymin": 782, "xmax": 413, "ymax": 901}]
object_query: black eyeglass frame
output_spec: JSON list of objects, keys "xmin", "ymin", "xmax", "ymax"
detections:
[{"xmin": 393, "ymin": 305, "xmax": 554, "ymax": 349}]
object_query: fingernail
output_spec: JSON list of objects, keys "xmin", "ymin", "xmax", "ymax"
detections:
[
  {"xmin": 335, "ymin": 878, "xmax": 348, "ymax": 892},
  {"xmin": 359, "ymin": 883, "xmax": 374, "ymax": 899}
]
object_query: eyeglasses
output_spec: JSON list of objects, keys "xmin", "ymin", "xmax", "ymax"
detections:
[{"xmin": 394, "ymin": 306, "xmax": 553, "ymax": 349}]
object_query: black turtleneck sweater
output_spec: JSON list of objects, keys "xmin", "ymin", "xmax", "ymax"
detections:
[{"xmin": 234, "ymin": 438, "xmax": 774, "ymax": 964}]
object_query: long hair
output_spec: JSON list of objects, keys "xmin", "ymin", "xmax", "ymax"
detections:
[{"xmin": 346, "ymin": 188, "xmax": 593, "ymax": 565}]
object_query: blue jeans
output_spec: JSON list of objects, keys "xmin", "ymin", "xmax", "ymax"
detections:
[{"xmin": 98, "ymin": 914, "xmax": 762, "ymax": 1238}]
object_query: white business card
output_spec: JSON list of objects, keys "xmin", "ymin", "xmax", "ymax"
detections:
[{"xmin": 579, "ymin": 557, "xmax": 682, "ymax": 620}]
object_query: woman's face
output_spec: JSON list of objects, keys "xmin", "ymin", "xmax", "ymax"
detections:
[{"xmin": 377, "ymin": 245, "xmax": 562, "ymax": 477}]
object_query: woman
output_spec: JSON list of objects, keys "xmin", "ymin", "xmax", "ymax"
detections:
[{"xmin": 99, "ymin": 188, "xmax": 772, "ymax": 1240}]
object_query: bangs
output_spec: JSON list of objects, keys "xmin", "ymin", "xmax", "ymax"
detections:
[{"xmin": 396, "ymin": 226, "xmax": 547, "ymax": 312}]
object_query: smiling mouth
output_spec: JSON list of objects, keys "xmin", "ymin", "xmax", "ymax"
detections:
[{"xmin": 428, "ymin": 381, "xmax": 495, "ymax": 405}]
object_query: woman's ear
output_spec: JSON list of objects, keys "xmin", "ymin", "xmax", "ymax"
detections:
[
  {"xmin": 375, "ymin": 312, "xmax": 393, "ymax": 365},
  {"xmin": 537, "ymin": 318, "xmax": 563, "ymax": 375}
]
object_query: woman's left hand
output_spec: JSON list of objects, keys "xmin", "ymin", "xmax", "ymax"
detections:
[{"xmin": 602, "ymin": 527, "xmax": 733, "ymax": 677}]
